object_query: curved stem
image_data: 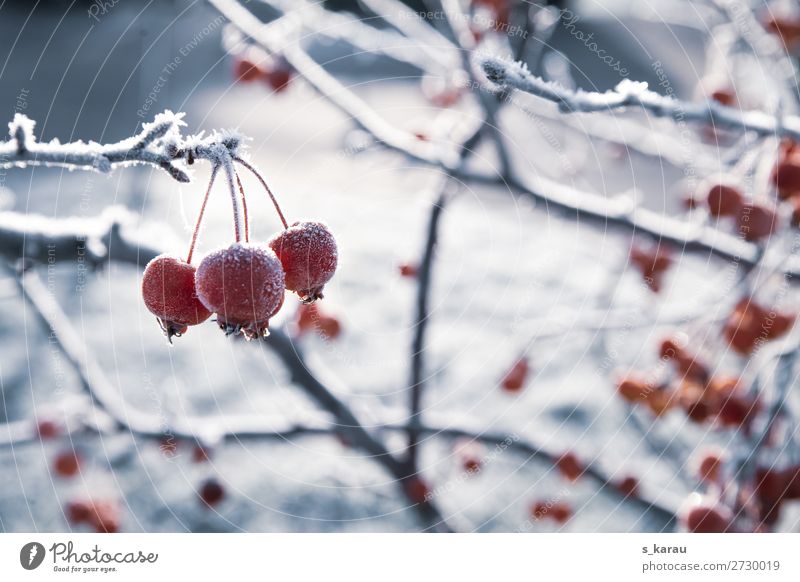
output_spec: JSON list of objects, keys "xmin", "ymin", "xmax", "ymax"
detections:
[
  {"xmin": 187, "ymin": 165, "xmax": 220, "ymax": 264},
  {"xmin": 234, "ymin": 156, "xmax": 289, "ymax": 229},
  {"xmin": 222, "ymin": 157, "xmax": 245, "ymax": 242},
  {"xmin": 234, "ymin": 169, "xmax": 250, "ymax": 243}
]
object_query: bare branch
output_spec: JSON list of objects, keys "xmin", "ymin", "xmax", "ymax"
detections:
[{"xmin": 406, "ymin": 185, "xmax": 450, "ymax": 471}]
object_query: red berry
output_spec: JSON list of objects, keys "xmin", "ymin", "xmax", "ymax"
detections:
[
  {"xmin": 54, "ymin": 450, "xmax": 81, "ymax": 477},
  {"xmin": 192, "ymin": 446, "xmax": 211, "ymax": 463},
  {"xmin": 403, "ymin": 477, "xmax": 431, "ymax": 504},
  {"xmin": 294, "ymin": 304, "xmax": 341, "ymax": 339},
  {"xmin": 195, "ymin": 243, "xmax": 285, "ymax": 339},
  {"xmin": 706, "ymin": 184, "xmax": 743, "ymax": 217},
  {"xmin": 453, "ymin": 439, "xmax": 484, "ymax": 474},
  {"xmin": 91, "ymin": 501, "xmax": 121, "ymax": 533},
  {"xmin": 548, "ymin": 502, "xmax": 573, "ymax": 524},
  {"xmin": 529, "ymin": 500, "xmax": 572, "ymax": 523},
  {"xmin": 199, "ymin": 478, "xmax": 225, "ymax": 507},
  {"xmin": 709, "ymin": 88, "xmax": 736, "ymax": 107},
  {"xmin": 684, "ymin": 503, "xmax": 732, "ymax": 533},
  {"xmin": 696, "ymin": 450, "xmax": 724, "ymax": 484},
  {"xmin": 616, "ymin": 375, "xmax": 650, "ymax": 403},
  {"xmin": 67, "ymin": 499, "xmax": 120, "ymax": 532},
  {"xmin": 630, "ymin": 245, "xmax": 672, "ymax": 292},
  {"xmin": 555, "ymin": 452, "xmax": 583, "ymax": 482},
  {"xmin": 764, "ymin": 14, "xmax": 800, "ymax": 48},
  {"xmin": 500, "ymin": 356, "xmax": 530, "ymax": 392},
  {"xmin": 142, "ymin": 255, "xmax": 212, "ymax": 341},
  {"xmin": 36, "ymin": 418, "xmax": 60, "ymax": 439},
  {"xmin": 262, "ymin": 55, "xmax": 293, "ymax": 92},
  {"xmin": 782, "ymin": 465, "xmax": 800, "ymax": 499},
  {"xmin": 398, "ymin": 262, "xmax": 419, "ymax": 278},
  {"xmin": 772, "ymin": 155, "xmax": 800, "ymax": 200},
  {"xmin": 616, "ymin": 476, "xmax": 639, "ymax": 498},
  {"xmin": 66, "ymin": 500, "xmax": 92, "ymax": 525},
  {"xmin": 658, "ymin": 334, "xmax": 687, "ymax": 360},
  {"xmin": 736, "ymin": 203, "xmax": 778, "ymax": 242},
  {"xmin": 268, "ymin": 221, "xmax": 338, "ymax": 303},
  {"xmin": 233, "ymin": 57, "xmax": 264, "ymax": 83}
]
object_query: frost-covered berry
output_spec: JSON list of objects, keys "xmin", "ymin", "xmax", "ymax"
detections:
[
  {"xmin": 269, "ymin": 221, "xmax": 338, "ymax": 303},
  {"xmin": 142, "ymin": 255, "xmax": 212, "ymax": 341},
  {"xmin": 195, "ymin": 243, "xmax": 285, "ymax": 339}
]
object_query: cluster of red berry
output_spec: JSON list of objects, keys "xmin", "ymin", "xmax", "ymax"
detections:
[
  {"xmin": 233, "ymin": 50, "xmax": 294, "ymax": 93},
  {"xmin": 141, "ymin": 159, "xmax": 337, "ymax": 341},
  {"xmin": 616, "ymin": 331, "xmax": 774, "ymax": 428}
]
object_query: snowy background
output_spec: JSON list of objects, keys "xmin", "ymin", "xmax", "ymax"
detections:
[{"xmin": 0, "ymin": 0, "xmax": 798, "ymax": 532}]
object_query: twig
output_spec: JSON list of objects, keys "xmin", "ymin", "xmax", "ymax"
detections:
[
  {"xmin": 406, "ymin": 185, "xmax": 450, "ymax": 471},
  {"xmin": 209, "ymin": 0, "xmax": 461, "ymax": 169},
  {"xmin": 440, "ymin": 0, "xmax": 511, "ymax": 176},
  {"xmin": 0, "ymin": 111, "xmax": 242, "ymax": 183},
  {"xmin": 17, "ymin": 270, "xmax": 162, "ymax": 436},
  {"xmin": 262, "ymin": 329, "xmax": 453, "ymax": 531},
  {"xmin": 0, "ymin": 207, "xmax": 160, "ymax": 268},
  {"xmin": 479, "ymin": 55, "xmax": 800, "ymax": 141}
]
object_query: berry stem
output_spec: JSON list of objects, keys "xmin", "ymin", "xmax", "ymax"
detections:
[
  {"xmin": 234, "ymin": 156, "xmax": 289, "ymax": 229},
  {"xmin": 222, "ymin": 158, "xmax": 245, "ymax": 243},
  {"xmin": 234, "ymin": 170, "xmax": 250, "ymax": 243},
  {"xmin": 187, "ymin": 164, "xmax": 220, "ymax": 264}
]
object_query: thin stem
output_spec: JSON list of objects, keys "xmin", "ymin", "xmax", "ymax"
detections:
[
  {"xmin": 234, "ymin": 169, "xmax": 250, "ymax": 243},
  {"xmin": 234, "ymin": 156, "xmax": 289, "ymax": 229},
  {"xmin": 407, "ymin": 188, "xmax": 449, "ymax": 471},
  {"xmin": 222, "ymin": 157, "xmax": 245, "ymax": 243},
  {"xmin": 187, "ymin": 165, "xmax": 220, "ymax": 264}
]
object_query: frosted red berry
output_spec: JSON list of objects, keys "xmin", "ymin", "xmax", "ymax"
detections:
[
  {"xmin": 142, "ymin": 255, "xmax": 212, "ymax": 341},
  {"xmin": 269, "ymin": 221, "xmax": 338, "ymax": 303},
  {"xmin": 195, "ymin": 243, "xmax": 285, "ymax": 339}
]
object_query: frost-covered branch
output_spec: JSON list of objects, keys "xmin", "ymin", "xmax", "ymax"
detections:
[
  {"xmin": 0, "ymin": 207, "xmax": 160, "ymax": 268},
  {"xmin": 479, "ymin": 55, "xmax": 800, "ymax": 142},
  {"xmin": 209, "ymin": 0, "xmax": 462, "ymax": 169},
  {"xmin": 0, "ymin": 111, "xmax": 243, "ymax": 183}
]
